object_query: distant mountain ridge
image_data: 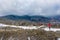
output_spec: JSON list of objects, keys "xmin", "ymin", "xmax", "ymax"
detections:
[
  {"xmin": 49, "ymin": 15, "xmax": 60, "ymax": 22},
  {"xmin": 0, "ymin": 15, "xmax": 60, "ymax": 23},
  {"xmin": 0, "ymin": 15, "xmax": 50, "ymax": 22}
]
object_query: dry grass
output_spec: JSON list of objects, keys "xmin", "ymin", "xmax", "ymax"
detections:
[{"xmin": 0, "ymin": 29, "xmax": 57, "ymax": 40}]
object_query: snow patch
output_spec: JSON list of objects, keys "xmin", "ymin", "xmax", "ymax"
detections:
[
  {"xmin": 0, "ymin": 23, "xmax": 60, "ymax": 32},
  {"xmin": 0, "ymin": 23, "xmax": 44, "ymax": 29},
  {"xmin": 0, "ymin": 23, "xmax": 9, "ymax": 27},
  {"xmin": 42, "ymin": 27, "xmax": 60, "ymax": 32},
  {"xmin": 57, "ymin": 38, "xmax": 60, "ymax": 40}
]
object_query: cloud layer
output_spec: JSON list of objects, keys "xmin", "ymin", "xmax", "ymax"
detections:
[{"xmin": 0, "ymin": 0, "xmax": 60, "ymax": 16}]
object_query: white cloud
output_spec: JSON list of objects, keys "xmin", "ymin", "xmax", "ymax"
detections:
[{"xmin": 0, "ymin": 0, "xmax": 60, "ymax": 16}]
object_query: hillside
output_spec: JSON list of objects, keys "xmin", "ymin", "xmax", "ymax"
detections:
[
  {"xmin": 0, "ymin": 15, "xmax": 50, "ymax": 22},
  {"xmin": 0, "ymin": 15, "xmax": 50, "ymax": 26},
  {"xmin": 0, "ymin": 15, "xmax": 60, "ymax": 26}
]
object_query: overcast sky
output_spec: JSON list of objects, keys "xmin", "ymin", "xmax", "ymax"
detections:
[{"xmin": 0, "ymin": 0, "xmax": 60, "ymax": 16}]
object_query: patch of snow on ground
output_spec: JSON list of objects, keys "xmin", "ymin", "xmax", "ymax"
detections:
[
  {"xmin": 57, "ymin": 38, "xmax": 60, "ymax": 40},
  {"xmin": 0, "ymin": 23, "xmax": 9, "ymax": 27},
  {"xmin": 0, "ymin": 23, "xmax": 44, "ymax": 29},
  {"xmin": 42, "ymin": 27, "xmax": 60, "ymax": 32},
  {"xmin": 1, "ymin": 23, "xmax": 60, "ymax": 32}
]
